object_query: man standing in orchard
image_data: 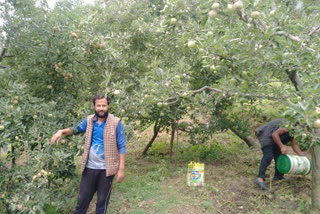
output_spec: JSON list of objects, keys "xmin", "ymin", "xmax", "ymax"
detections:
[
  {"xmin": 50, "ymin": 92, "xmax": 126, "ymax": 213},
  {"xmin": 254, "ymin": 119, "xmax": 304, "ymax": 191}
]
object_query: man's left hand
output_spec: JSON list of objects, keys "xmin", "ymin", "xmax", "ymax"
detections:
[{"xmin": 116, "ymin": 169, "xmax": 125, "ymax": 183}]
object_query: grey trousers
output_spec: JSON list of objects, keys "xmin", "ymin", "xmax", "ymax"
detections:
[{"xmin": 74, "ymin": 168, "xmax": 114, "ymax": 214}]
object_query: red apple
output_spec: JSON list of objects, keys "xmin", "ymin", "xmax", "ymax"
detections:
[
  {"xmin": 233, "ymin": 1, "xmax": 243, "ymax": 11},
  {"xmin": 208, "ymin": 10, "xmax": 217, "ymax": 19}
]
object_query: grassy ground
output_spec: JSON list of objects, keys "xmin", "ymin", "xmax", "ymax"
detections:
[
  {"xmin": 82, "ymin": 130, "xmax": 312, "ymax": 214},
  {"xmin": 0, "ymin": 129, "xmax": 312, "ymax": 213}
]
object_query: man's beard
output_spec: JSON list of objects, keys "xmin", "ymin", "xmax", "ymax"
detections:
[{"xmin": 95, "ymin": 110, "xmax": 108, "ymax": 118}]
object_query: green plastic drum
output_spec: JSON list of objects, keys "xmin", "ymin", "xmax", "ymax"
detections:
[{"xmin": 276, "ymin": 155, "xmax": 312, "ymax": 175}]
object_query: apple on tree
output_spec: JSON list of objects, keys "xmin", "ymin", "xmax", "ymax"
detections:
[
  {"xmin": 233, "ymin": 1, "xmax": 243, "ymax": 11},
  {"xmin": 227, "ymin": 4, "xmax": 234, "ymax": 12},
  {"xmin": 230, "ymin": 78, "xmax": 237, "ymax": 85},
  {"xmin": 17, "ymin": 205, "xmax": 23, "ymax": 211},
  {"xmin": 170, "ymin": 18, "xmax": 177, "ymax": 24},
  {"xmin": 210, "ymin": 65, "xmax": 216, "ymax": 71},
  {"xmin": 314, "ymin": 119, "xmax": 320, "ymax": 128},
  {"xmin": 182, "ymin": 92, "xmax": 188, "ymax": 97},
  {"xmin": 98, "ymin": 43, "xmax": 105, "ymax": 48},
  {"xmin": 78, "ymin": 22, "xmax": 84, "ymax": 28},
  {"xmin": 251, "ymin": 11, "xmax": 260, "ymax": 18},
  {"xmin": 207, "ymin": 31, "xmax": 213, "ymax": 36},
  {"xmin": 188, "ymin": 40, "xmax": 196, "ymax": 48},
  {"xmin": 211, "ymin": 3, "xmax": 219, "ymax": 10},
  {"xmin": 199, "ymin": 48, "xmax": 205, "ymax": 54},
  {"xmin": 208, "ymin": 10, "xmax": 217, "ymax": 19},
  {"xmin": 113, "ymin": 90, "xmax": 120, "ymax": 95},
  {"xmin": 241, "ymin": 70, "xmax": 248, "ymax": 77}
]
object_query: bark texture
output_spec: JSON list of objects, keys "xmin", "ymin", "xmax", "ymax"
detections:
[
  {"xmin": 310, "ymin": 146, "xmax": 320, "ymax": 213},
  {"xmin": 142, "ymin": 119, "xmax": 160, "ymax": 155},
  {"xmin": 230, "ymin": 127, "xmax": 258, "ymax": 148},
  {"xmin": 169, "ymin": 125, "xmax": 176, "ymax": 157}
]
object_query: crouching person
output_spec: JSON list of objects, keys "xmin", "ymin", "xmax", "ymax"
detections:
[{"xmin": 254, "ymin": 119, "xmax": 303, "ymax": 191}]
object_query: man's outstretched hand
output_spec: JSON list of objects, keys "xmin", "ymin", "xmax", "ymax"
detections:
[{"xmin": 50, "ymin": 130, "xmax": 62, "ymax": 144}]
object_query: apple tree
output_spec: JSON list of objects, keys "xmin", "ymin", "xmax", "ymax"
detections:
[
  {"xmin": 149, "ymin": 0, "xmax": 320, "ymax": 211},
  {"xmin": 95, "ymin": 0, "xmax": 320, "ymax": 211},
  {"xmin": 0, "ymin": 0, "xmax": 94, "ymax": 212}
]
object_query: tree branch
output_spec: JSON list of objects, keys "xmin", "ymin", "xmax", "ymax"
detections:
[
  {"xmin": 0, "ymin": 46, "xmax": 8, "ymax": 63},
  {"xmin": 75, "ymin": 59, "xmax": 91, "ymax": 67},
  {"xmin": 272, "ymin": 31, "xmax": 301, "ymax": 42},
  {"xmin": 189, "ymin": 85, "xmax": 223, "ymax": 93},
  {"xmin": 237, "ymin": 10, "xmax": 268, "ymax": 32},
  {"xmin": 0, "ymin": 39, "xmax": 12, "ymax": 70},
  {"xmin": 232, "ymin": 1, "xmax": 315, "ymax": 54},
  {"xmin": 232, "ymin": 0, "xmax": 268, "ymax": 32},
  {"xmin": 272, "ymin": 31, "xmax": 316, "ymax": 53},
  {"xmin": 309, "ymin": 25, "xmax": 320, "ymax": 36},
  {"xmin": 166, "ymin": 85, "xmax": 291, "ymax": 105}
]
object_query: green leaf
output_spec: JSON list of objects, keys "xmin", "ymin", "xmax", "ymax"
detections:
[{"xmin": 200, "ymin": 15, "xmax": 208, "ymax": 26}]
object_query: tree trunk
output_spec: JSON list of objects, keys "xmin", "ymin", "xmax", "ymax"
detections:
[
  {"xmin": 174, "ymin": 126, "xmax": 179, "ymax": 170},
  {"xmin": 310, "ymin": 146, "xmax": 320, "ymax": 213},
  {"xmin": 169, "ymin": 124, "xmax": 176, "ymax": 157},
  {"xmin": 286, "ymin": 70, "xmax": 301, "ymax": 92},
  {"xmin": 142, "ymin": 130, "xmax": 159, "ymax": 155},
  {"xmin": 12, "ymin": 146, "xmax": 15, "ymax": 166},
  {"xmin": 0, "ymin": 39, "xmax": 9, "ymax": 63},
  {"xmin": 142, "ymin": 119, "xmax": 160, "ymax": 155},
  {"xmin": 229, "ymin": 127, "xmax": 258, "ymax": 148},
  {"xmin": 286, "ymin": 68, "xmax": 320, "ymax": 213},
  {"xmin": 241, "ymin": 135, "xmax": 258, "ymax": 148}
]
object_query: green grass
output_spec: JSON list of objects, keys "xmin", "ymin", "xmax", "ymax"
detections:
[
  {"xmin": 95, "ymin": 132, "xmax": 312, "ymax": 214},
  {"xmin": 1, "ymin": 128, "xmax": 312, "ymax": 214}
]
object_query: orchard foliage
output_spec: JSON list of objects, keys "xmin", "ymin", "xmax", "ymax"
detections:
[{"xmin": 1, "ymin": 0, "xmax": 320, "ymax": 212}]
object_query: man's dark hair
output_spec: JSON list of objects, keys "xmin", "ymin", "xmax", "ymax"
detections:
[{"xmin": 92, "ymin": 92, "xmax": 111, "ymax": 105}]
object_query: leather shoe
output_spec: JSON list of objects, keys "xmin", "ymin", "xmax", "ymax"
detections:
[
  {"xmin": 273, "ymin": 176, "xmax": 287, "ymax": 181},
  {"xmin": 254, "ymin": 178, "xmax": 269, "ymax": 191}
]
